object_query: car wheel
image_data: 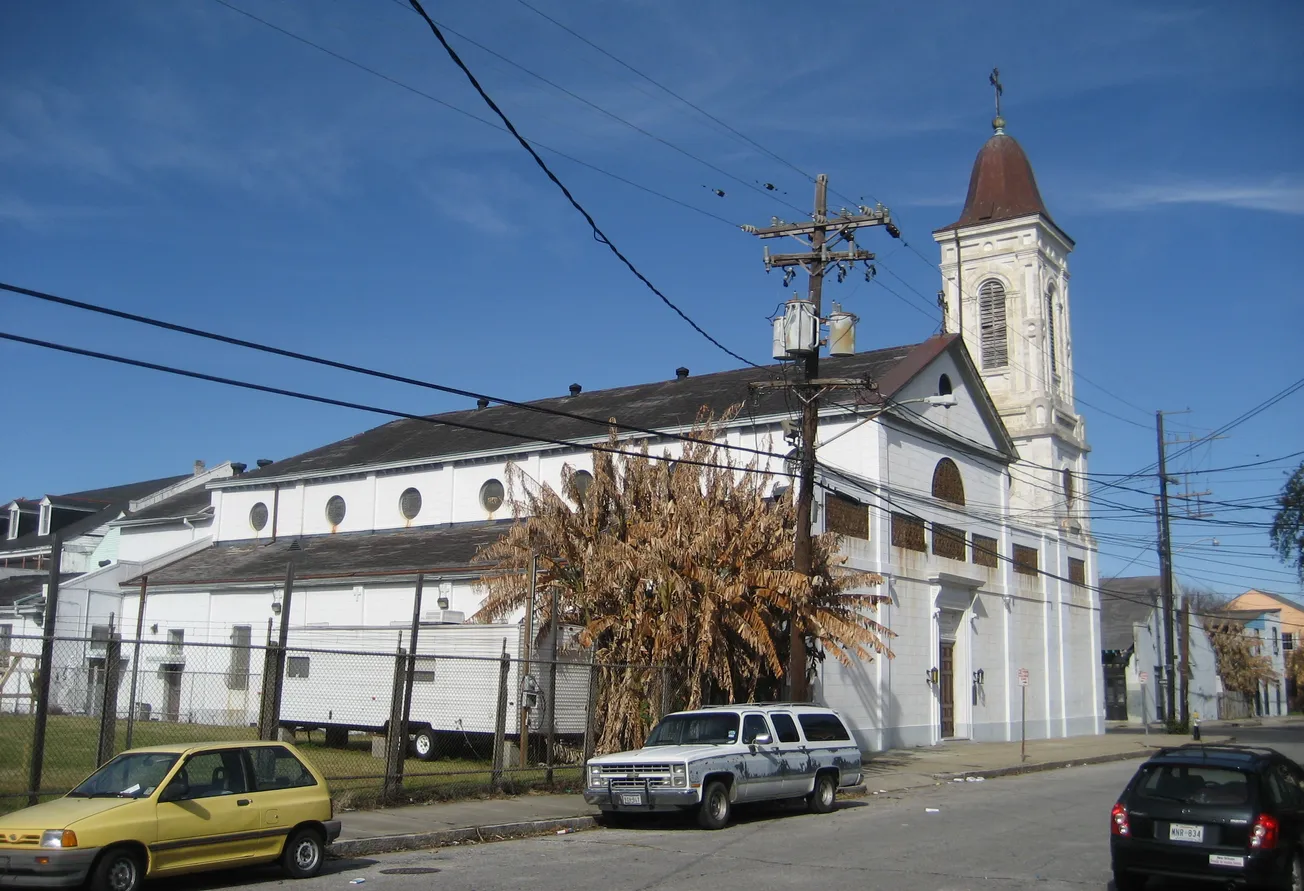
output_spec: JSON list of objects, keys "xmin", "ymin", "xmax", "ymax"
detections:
[
  {"xmin": 281, "ymin": 827, "xmax": 325, "ymax": 879},
  {"xmin": 1111, "ymin": 867, "xmax": 1146, "ymax": 891},
  {"xmin": 410, "ymin": 728, "xmax": 436, "ymax": 761},
  {"xmin": 90, "ymin": 847, "xmax": 143, "ymax": 891},
  {"xmin": 697, "ymin": 780, "xmax": 731, "ymax": 830},
  {"xmin": 807, "ymin": 772, "xmax": 837, "ymax": 814}
]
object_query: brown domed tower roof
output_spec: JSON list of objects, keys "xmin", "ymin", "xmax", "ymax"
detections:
[{"xmin": 935, "ymin": 119, "xmax": 1067, "ymax": 240}]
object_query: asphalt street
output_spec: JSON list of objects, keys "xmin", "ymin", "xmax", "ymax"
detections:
[{"xmin": 158, "ymin": 722, "xmax": 1304, "ymax": 891}]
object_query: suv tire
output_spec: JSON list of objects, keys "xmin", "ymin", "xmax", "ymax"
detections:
[
  {"xmin": 807, "ymin": 772, "xmax": 837, "ymax": 814},
  {"xmin": 697, "ymin": 780, "xmax": 731, "ymax": 830}
]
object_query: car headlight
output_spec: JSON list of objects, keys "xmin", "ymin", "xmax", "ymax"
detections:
[
  {"xmin": 588, "ymin": 766, "xmax": 602, "ymax": 787},
  {"xmin": 672, "ymin": 764, "xmax": 687, "ymax": 787},
  {"xmin": 40, "ymin": 830, "xmax": 77, "ymax": 849}
]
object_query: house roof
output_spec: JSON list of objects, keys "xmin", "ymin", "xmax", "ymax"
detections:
[
  {"xmin": 0, "ymin": 474, "xmax": 188, "ymax": 556},
  {"xmin": 1099, "ymin": 576, "xmax": 1161, "ymax": 652},
  {"xmin": 1215, "ymin": 608, "xmax": 1279, "ymax": 623},
  {"xmin": 0, "ymin": 573, "xmax": 76, "ymax": 608},
  {"xmin": 122, "ymin": 486, "xmax": 215, "ymax": 523},
  {"xmin": 224, "ymin": 336, "xmax": 995, "ymax": 484},
  {"xmin": 122, "ymin": 521, "xmax": 517, "ymax": 588},
  {"xmin": 933, "ymin": 123, "xmax": 1071, "ymax": 244},
  {"xmin": 1232, "ymin": 589, "xmax": 1304, "ymax": 612}
]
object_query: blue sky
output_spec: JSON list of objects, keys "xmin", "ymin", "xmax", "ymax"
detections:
[{"xmin": 1, "ymin": 0, "xmax": 1301, "ymax": 596}]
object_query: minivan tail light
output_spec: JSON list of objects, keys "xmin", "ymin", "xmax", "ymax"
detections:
[
  {"xmin": 1110, "ymin": 802, "xmax": 1130, "ymax": 837},
  {"xmin": 1250, "ymin": 814, "xmax": 1279, "ymax": 850}
]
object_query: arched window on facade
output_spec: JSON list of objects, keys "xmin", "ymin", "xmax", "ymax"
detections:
[
  {"xmin": 1046, "ymin": 282, "xmax": 1059, "ymax": 384},
  {"xmin": 1062, "ymin": 467, "xmax": 1074, "ymax": 506},
  {"xmin": 932, "ymin": 458, "xmax": 966, "ymax": 506},
  {"xmin": 978, "ymin": 280, "xmax": 1008, "ymax": 370}
]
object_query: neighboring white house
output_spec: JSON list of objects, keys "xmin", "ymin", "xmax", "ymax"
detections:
[
  {"xmin": 1099, "ymin": 576, "xmax": 1220, "ymax": 725},
  {"xmin": 1215, "ymin": 607, "xmax": 1288, "ymax": 718}
]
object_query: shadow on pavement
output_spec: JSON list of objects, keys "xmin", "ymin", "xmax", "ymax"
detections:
[{"xmin": 148, "ymin": 856, "xmax": 377, "ymax": 891}]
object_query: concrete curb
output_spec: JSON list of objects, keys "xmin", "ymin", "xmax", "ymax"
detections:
[
  {"xmin": 331, "ymin": 815, "xmax": 598, "ymax": 858},
  {"xmin": 932, "ymin": 748, "xmax": 1154, "ymax": 782}
]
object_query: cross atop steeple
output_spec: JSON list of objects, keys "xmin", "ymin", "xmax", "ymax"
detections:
[{"xmin": 989, "ymin": 67, "xmax": 1005, "ymax": 133}]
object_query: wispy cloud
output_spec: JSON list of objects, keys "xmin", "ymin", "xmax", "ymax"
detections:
[
  {"xmin": 0, "ymin": 195, "xmax": 123, "ymax": 233},
  {"xmin": 1088, "ymin": 178, "xmax": 1304, "ymax": 215}
]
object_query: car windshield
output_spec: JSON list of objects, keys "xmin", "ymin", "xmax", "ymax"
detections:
[
  {"xmin": 644, "ymin": 712, "xmax": 740, "ymax": 746},
  {"xmin": 68, "ymin": 752, "xmax": 180, "ymax": 799},
  {"xmin": 1135, "ymin": 764, "xmax": 1251, "ymax": 805}
]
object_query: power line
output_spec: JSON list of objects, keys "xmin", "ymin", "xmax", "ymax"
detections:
[{"xmin": 399, "ymin": 0, "xmax": 759, "ymax": 368}]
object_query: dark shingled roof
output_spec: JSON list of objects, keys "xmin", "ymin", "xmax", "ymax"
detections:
[
  {"xmin": 124, "ymin": 487, "xmax": 215, "ymax": 522},
  {"xmin": 126, "ymin": 522, "xmax": 517, "ymax": 588},
  {"xmin": 232, "ymin": 338, "xmax": 955, "ymax": 482},
  {"xmin": 1099, "ymin": 576, "xmax": 1161, "ymax": 652},
  {"xmin": 0, "ymin": 573, "xmax": 76, "ymax": 607},
  {"xmin": 1, "ymin": 475, "xmax": 189, "ymax": 556}
]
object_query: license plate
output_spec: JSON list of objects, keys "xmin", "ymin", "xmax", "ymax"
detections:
[
  {"xmin": 1169, "ymin": 823, "xmax": 1204, "ymax": 842},
  {"xmin": 618, "ymin": 792, "xmax": 644, "ymax": 806},
  {"xmin": 1210, "ymin": 854, "xmax": 1245, "ymax": 868}
]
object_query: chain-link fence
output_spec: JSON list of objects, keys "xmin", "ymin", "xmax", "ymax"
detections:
[{"xmin": 0, "ymin": 631, "xmax": 666, "ymax": 816}]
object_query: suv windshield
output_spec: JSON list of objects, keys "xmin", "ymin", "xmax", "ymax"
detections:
[
  {"xmin": 1135, "ymin": 763, "xmax": 1252, "ymax": 805},
  {"xmin": 68, "ymin": 752, "xmax": 179, "ymax": 799},
  {"xmin": 645, "ymin": 712, "xmax": 740, "ymax": 746}
]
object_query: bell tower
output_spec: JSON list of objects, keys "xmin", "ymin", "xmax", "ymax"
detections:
[{"xmin": 932, "ymin": 75, "xmax": 1088, "ymax": 529}]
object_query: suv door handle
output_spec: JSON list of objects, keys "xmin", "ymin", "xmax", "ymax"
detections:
[{"xmin": 236, "ymin": 799, "xmax": 252, "ymax": 806}]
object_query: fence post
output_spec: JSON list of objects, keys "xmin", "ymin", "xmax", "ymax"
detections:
[
  {"xmin": 582, "ymin": 655, "xmax": 599, "ymax": 764},
  {"xmin": 123, "ymin": 575, "xmax": 148, "ymax": 749},
  {"xmin": 491, "ymin": 641, "xmax": 510, "ymax": 789},
  {"xmin": 257, "ymin": 618, "xmax": 277, "ymax": 740},
  {"xmin": 545, "ymin": 585, "xmax": 558, "ymax": 785},
  {"xmin": 28, "ymin": 533, "xmax": 63, "ymax": 805},
  {"xmin": 382, "ymin": 639, "xmax": 407, "ymax": 803},
  {"xmin": 96, "ymin": 624, "xmax": 123, "ymax": 766},
  {"xmin": 397, "ymin": 574, "xmax": 424, "ymax": 778}
]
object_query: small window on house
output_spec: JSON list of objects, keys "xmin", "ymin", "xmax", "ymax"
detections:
[
  {"xmin": 250, "ymin": 502, "xmax": 269, "ymax": 532},
  {"xmin": 971, "ymin": 534, "xmax": 999, "ymax": 568},
  {"xmin": 891, "ymin": 513, "xmax": 926, "ymax": 552},
  {"xmin": 572, "ymin": 470, "xmax": 594, "ymax": 499},
  {"xmin": 1013, "ymin": 545, "xmax": 1039, "ymax": 576},
  {"xmin": 227, "ymin": 625, "xmax": 251, "ymax": 691},
  {"xmin": 167, "ymin": 629, "xmax": 185, "ymax": 655},
  {"xmin": 825, "ymin": 492, "xmax": 868, "ymax": 540},
  {"xmin": 399, "ymin": 488, "xmax": 422, "ymax": 521},
  {"xmin": 938, "ymin": 374, "xmax": 953, "ymax": 396},
  {"xmin": 1068, "ymin": 557, "xmax": 1086, "ymax": 586},
  {"xmin": 480, "ymin": 479, "xmax": 505, "ymax": 512},
  {"xmin": 932, "ymin": 524, "xmax": 966, "ymax": 560},
  {"xmin": 1062, "ymin": 468, "xmax": 1074, "ymax": 506},
  {"xmin": 91, "ymin": 624, "xmax": 111, "ymax": 649},
  {"xmin": 286, "ymin": 656, "xmax": 310, "ymax": 679},
  {"xmin": 325, "ymin": 496, "xmax": 347, "ymax": 527},
  {"xmin": 932, "ymin": 458, "xmax": 966, "ymax": 506},
  {"xmin": 978, "ymin": 280, "xmax": 1009, "ymax": 369},
  {"xmin": 1283, "ymin": 632, "xmax": 1294, "ymax": 652}
]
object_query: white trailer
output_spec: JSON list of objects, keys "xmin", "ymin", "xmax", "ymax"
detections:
[{"xmin": 277, "ymin": 617, "xmax": 592, "ymax": 759}]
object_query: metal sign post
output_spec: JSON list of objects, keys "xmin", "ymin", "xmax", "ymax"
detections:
[{"xmin": 1017, "ymin": 667, "xmax": 1029, "ymax": 762}]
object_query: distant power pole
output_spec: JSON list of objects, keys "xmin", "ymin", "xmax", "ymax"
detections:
[
  {"xmin": 1156, "ymin": 410, "xmax": 1177, "ymax": 725},
  {"xmin": 746, "ymin": 176, "xmax": 898, "ymax": 701}
]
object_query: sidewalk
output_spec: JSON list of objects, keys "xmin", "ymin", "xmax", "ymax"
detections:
[{"xmin": 330, "ymin": 728, "xmax": 1241, "ymax": 857}]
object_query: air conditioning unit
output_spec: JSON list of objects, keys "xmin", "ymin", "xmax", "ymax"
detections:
[{"xmin": 422, "ymin": 610, "xmax": 465, "ymax": 625}]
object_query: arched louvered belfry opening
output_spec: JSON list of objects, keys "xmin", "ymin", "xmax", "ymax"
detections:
[
  {"xmin": 978, "ymin": 279, "xmax": 1008, "ymax": 370},
  {"xmin": 932, "ymin": 458, "xmax": 966, "ymax": 506}
]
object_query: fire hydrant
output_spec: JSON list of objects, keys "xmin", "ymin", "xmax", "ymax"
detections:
[{"xmin": 1192, "ymin": 711, "xmax": 1201, "ymax": 741}]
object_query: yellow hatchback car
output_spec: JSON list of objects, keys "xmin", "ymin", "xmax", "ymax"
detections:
[{"xmin": 0, "ymin": 741, "xmax": 341, "ymax": 891}]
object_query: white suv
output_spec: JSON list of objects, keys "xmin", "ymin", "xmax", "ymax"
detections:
[{"xmin": 583, "ymin": 703, "xmax": 863, "ymax": 829}]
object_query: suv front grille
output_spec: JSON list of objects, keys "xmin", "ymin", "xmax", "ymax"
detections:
[{"xmin": 596, "ymin": 763, "xmax": 674, "ymax": 787}]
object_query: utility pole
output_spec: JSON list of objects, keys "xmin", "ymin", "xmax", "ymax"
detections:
[
  {"xmin": 746, "ymin": 176, "xmax": 898, "ymax": 701},
  {"xmin": 1156, "ymin": 411, "xmax": 1177, "ymax": 725}
]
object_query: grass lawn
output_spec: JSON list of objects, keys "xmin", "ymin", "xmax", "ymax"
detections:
[{"xmin": 0, "ymin": 715, "xmax": 580, "ymax": 816}]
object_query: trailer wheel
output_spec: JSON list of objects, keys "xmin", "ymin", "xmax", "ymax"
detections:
[{"xmin": 410, "ymin": 728, "xmax": 437, "ymax": 761}]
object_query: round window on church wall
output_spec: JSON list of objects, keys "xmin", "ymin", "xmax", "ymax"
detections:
[
  {"xmin": 400, "ymin": 487, "xmax": 422, "ymax": 521},
  {"xmin": 249, "ymin": 502, "xmax": 269, "ymax": 532},
  {"xmin": 480, "ymin": 479, "xmax": 505, "ymax": 513},
  {"xmin": 326, "ymin": 495, "xmax": 347, "ymax": 527}
]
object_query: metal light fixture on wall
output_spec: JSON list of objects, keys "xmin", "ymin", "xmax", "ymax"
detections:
[
  {"xmin": 973, "ymin": 669, "xmax": 985, "ymax": 686},
  {"xmin": 271, "ymin": 601, "xmax": 282, "ymax": 616},
  {"xmin": 926, "ymin": 667, "xmax": 939, "ymax": 685},
  {"xmin": 436, "ymin": 596, "xmax": 450, "ymax": 610}
]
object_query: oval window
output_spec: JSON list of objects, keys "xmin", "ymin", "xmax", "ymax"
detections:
[
  {"xmin": 572, "ymin": 470, "xmax": 594, "ymax": 499},
  {"xmin": 399, "ymin": 487, "xmax": 422, "ymax": 520},
  {"xmin": 480, "ymin": 479, "xmax": 505, "ymax": 512},
  {"xmin": 249, "ymin": 502, "xmax": 269, "ymax": 532},
  {"xmin": 325, "ymin": 495, "xmax": 347, "ymax": 527}
]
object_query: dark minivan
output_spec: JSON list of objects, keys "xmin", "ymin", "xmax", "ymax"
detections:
[{"xmin": 1111, "ymin": 744, "xmax": 1304, "ymax": 890}]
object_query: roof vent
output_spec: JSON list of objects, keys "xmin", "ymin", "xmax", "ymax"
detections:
[
  {"xmin": 675, "ymin": 367, "xmax": 689, "ymax": 380},
  {"xmin": 476, "ymin": 398, "xmax": 489, "ymax": 410},
  {"xmin": 288, "ymin": 538, "xmax": 302, "ymax": 551},
  {"xmin": 569, "ymin": 383, "xmax": 582, "ymax": 397},
  {"xmin": 231, "ymin": 462, "xmax": 247, "ymax": 475},
  {"xmin": 256, "ymin": 458, "xmax": 273, "ymax": 469},
  {"xmin": 193, "ymin": 460, "xmax": 206, "ymax": 476}
]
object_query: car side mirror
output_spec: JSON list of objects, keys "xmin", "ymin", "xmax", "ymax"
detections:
[{"xmin": 750, "ymin": 733, "xmax": 772, "ymax": 749}]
